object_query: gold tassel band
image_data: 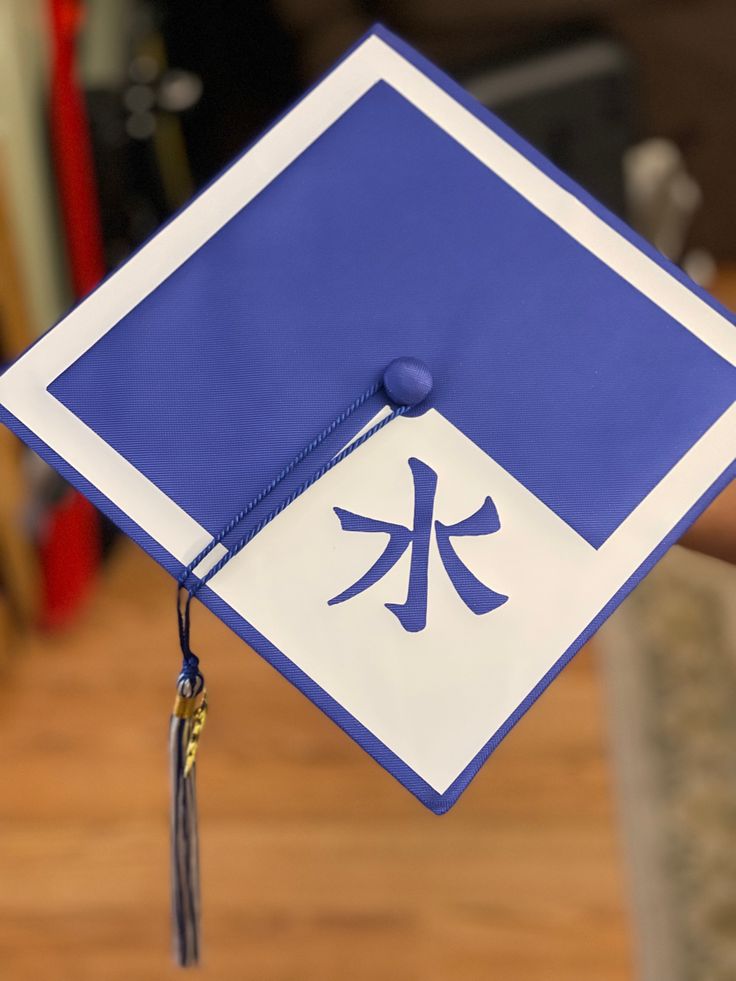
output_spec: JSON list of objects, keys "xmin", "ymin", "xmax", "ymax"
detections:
[
  {"xmin": 172, "ymin": 690, "xmax": 205, "ymax": 719},
  {"xmin": 183, "ymin": 692, "xmax": 207, "ymax": 778}
]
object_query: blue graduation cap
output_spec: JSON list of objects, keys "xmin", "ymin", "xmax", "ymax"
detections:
[{"xmin": 1, "ymin": 25, "xmax": 734, "ymax": 965}]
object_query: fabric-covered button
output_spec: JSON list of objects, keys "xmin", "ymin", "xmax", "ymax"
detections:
[{"xmin": 383, "ymin": 357, "xmax": 433, "ymax": 407}]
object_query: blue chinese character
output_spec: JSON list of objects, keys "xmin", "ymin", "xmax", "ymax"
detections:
[{"xmin": 328, "ymin": 457, "xmax": 508, "ymax": 632}]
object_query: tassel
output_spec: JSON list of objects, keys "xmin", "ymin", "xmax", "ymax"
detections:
[{"xmin": 170, "ymin": 661, "xmax": 207, "ymax": 967}]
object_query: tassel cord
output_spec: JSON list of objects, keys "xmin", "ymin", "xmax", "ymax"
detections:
[{"xmin": 169, "ymin": 376, "xmax": 409, "ymax": 966}]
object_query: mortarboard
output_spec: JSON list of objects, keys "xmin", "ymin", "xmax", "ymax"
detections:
[{"xmin": 1, "ymin": 25, "xmax": 735, "ymax": 965}]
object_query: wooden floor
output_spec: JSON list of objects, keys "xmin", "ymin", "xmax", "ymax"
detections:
[{"xmin": 0, "ymin": 537, "xmax": 633, "ymax": 980}]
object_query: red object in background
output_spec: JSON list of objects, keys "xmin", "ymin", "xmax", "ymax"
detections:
[
  {"xmin": 38, "ymin": 492, "xmax": 101, "ymax": 630},
  {"xmin": 42, "ymin": 0, "xmax": 104, "ymax": 626},
  {"xmin": 48, "ymin": 0, "xmax": 106, "ymax": 296}
]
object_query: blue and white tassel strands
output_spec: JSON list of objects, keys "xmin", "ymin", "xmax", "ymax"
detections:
[{"xmin": 168, "ymin": 359, "xmax": 432, "ymax": 966}]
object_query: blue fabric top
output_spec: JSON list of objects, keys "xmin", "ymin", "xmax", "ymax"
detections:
[
  {"xmin": 49, "ymin": 76, "xmax": 734, "ymax": 550},
  {"xmin": 2, "ymin": 25, "xmax": 735, "ymax": 814}
]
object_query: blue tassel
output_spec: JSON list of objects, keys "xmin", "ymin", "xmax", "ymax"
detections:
[
  {"xmin": 170, "ymin": 663, "xmax": 207, "ymax": 967},
  {"xmin": 166, "ymin": 370, "xmax": 424, "ymax": 964}
]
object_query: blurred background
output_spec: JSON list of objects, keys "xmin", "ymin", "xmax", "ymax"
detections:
[{"xmin": 1, "ymin": 2, "xmax": 735, "ymax": 979}]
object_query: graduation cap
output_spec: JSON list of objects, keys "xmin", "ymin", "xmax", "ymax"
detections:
[{"xmin": 1, "ymin": 25, "xmax": 735, "ymax": 966}]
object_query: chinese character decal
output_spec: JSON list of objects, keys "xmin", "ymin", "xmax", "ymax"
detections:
[{"xmin": 328, "ymin": 457, "xmax": 508, "ymax": 632}]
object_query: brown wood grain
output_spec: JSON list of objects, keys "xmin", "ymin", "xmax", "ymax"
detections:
[{"xmin": 0, "ymin": 538, "xmax": 633, "ymax": 980}]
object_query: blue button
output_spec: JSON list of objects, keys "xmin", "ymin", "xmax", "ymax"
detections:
[{"xmin": 383, "ymin": 357, "xmax": 433, "ymax": 407}]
